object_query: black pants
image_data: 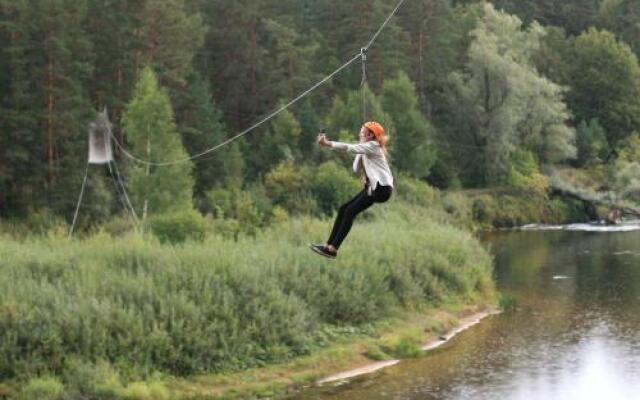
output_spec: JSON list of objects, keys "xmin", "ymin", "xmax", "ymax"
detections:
[{"xmin": 327, "ymin": 185, "xmax": 392, "ymax": 249}]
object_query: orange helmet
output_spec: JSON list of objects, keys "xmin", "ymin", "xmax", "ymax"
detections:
[{"xmin": 363, "ymin": 121, "xmax": 385, "ymax": 141}]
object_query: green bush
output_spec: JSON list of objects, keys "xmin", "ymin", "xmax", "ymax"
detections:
[
  {"xmin": 498, "ymin": 293, "xmax": 518, "ymax": 312},
  {"xmin": 245, "ymin": 183, "xmax": 273, "ymax": 224},
  {"xmin": 25, "ymin": 208, "xmax": 67, "ymax": 235},
  {"xmin": 310, "ymin": 161, "xmax": 362, "ymax": 215},
  {"xmin": 395, "ymin": 173, "xmax": 440, "ymax": 205},
  {"xmin": 206, "ymin": 187, "xmax": 235, "ymax": 219},
  {"xmin": 471, "ymin": 195, "xmax": 497, "ymax": 226},
  {"xmin": 18, "ymin": 377, "xmax": 64, "ymax": 400},
  {"xmin": 489, "ymin": 195, "xmax": 535, "ymax": 227},
  {"xmin": 234, "ymin": 190, "xmax": 264, "ymax": 235},
  {"xmin": 379, "ymin": 331, "xmax": 423, "ymax": 359},
  {"xmin": 269, "ymin": 206, "xmax": 289, "ymax": 224},
  {"xmin": 204, "ymin": 216, "xmax": 241, "ymax": 239},
  {"xmin": 363, "ymin": 343, "xmax": 391, "ymax": 361},
  {"xmin": 442, "ymin": 192, "xmax": 473, "ymax": 223},
  {"xmin": 148, "ymin": 209, "xmax": 206, "ymax": 244},
  {"xmin": 507, "ymin": 149, "xmax": 549, "ymax": 195},
  {"xmin": 264, "ymin": 163, "xmax": 319, "ymax": 215},
  {"xmin": 62, "ymin": 358, "xmax": 123, "ymax": 400},
  {"xmin": 265, "ymin": 162, "xmax": 305, "ymax": 206},
  {"xmin": 428, "ymin": 158, "xmax": 462, "ymax": 189},
  {"xmin": 389, "ymin": 336, "xmax": 423, "ymax": 359},
  {"xmin": 102, "ymin": 214, "xmax": 138, "ymax": 237},
  {"xmin": 122, "ymin": 381, "xmax": 169, "ymax": 400},
  {"xmin": 205, "ymin": 186, "xmax": 270, "ymax": 233},
  {"xmin": 576, "ymin": 119, "xmax": 609, "ymax": 166},
  {"xmin": 563, "ymin": 197, "xmax": 592, "ymax": 222}
]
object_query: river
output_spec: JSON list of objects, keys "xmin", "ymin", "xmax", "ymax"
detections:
[{"xmin": 295, "ymin": 223, "xmax": 640, "ymax": 400}]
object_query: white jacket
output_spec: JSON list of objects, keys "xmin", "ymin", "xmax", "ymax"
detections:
[{"xmin": 330, "ymin": 140, "xmax": 394, "ymax": 192}]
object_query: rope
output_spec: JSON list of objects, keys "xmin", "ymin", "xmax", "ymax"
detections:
[
  {"xmin": 112, "ymin": 52, "xmax": 361, "ymax": 166},
  {"xmin": 68, "ymin": 162, "xmax": 90, "ymax": 238},
  {"xmin": 107, "ymin": 161, "xmax": 129, "ymax": 215},
  {"xmin": 110, "ymin": 158, "xmax": 139, "ymax": 224},
  {"xmin": 360, "ymin": 47, "xmax": 368, "ymax": 122},
  {"xmin": 359, "ymin": 0, "xmax": 406, "ymax": 124},
  {"xmin": 112, "ymin": 0, "xmax": 407, "ymax": 167},
  {"xmin": 108, "ymin": 159, "xmax": 140, "ymax": 225},
  {"xmin": 364, "ymin": 0, "xmax": 407, "ymax": 50}
]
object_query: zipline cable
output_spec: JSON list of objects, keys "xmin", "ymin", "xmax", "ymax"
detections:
[
  {"xmin": 68, "ymin": 162, "xmax": 90, "ymax": 238},
  {"xmin": 364, "ymin": 0, "xmax": 406, "ymax": 50},
  {"xmin": 111, "ymin": 53, "xmax": 360, "ymax": 166},
  {"xmin": 111, "ymin": 0, "xmax": 407, "ymax": 167},
  {"xmin": 361, "ymin": 47, "xmax": 368, "ymax": 122}
]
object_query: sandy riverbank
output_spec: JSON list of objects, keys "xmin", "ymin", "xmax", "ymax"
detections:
[{"xmin": 316, "ymin": 310, "xmax": 499, "ymax": 385}]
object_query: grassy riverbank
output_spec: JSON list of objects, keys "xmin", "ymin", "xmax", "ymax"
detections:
[
  {"xmin": 169, "ymin": 306, "xmax": 488, "ymax": 399},
  {"xmin": 0, "ymin": 202, "xmax": 495, "ymax": 400}
]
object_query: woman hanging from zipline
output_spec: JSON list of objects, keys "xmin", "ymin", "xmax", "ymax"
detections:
[{"xmin": 311, "ymin": 121, "xmax": 394, "ymax": 259}]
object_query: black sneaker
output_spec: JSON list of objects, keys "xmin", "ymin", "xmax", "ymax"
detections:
[{"xmin": 310, "ymin": 244, "xmax": 337, "ymax": 259}]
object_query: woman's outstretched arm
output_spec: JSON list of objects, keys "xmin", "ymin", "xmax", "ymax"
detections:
[{"xmin": 317, "ymin": 134, "xmax": 379, "ymax": 155}]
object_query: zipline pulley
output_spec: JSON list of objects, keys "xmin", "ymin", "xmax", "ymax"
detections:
[{"xmin": 360, "ymin": 47, "xmax": 368, "ymax": 121}]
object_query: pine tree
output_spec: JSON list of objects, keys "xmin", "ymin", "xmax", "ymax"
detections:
[
  {"xmin": 196, "ymin": 0, "xmax": 265, "ymax": 130},
  {"xmin": 0, "ymin": 3, "xmax": 10, "ymax": 216},
  {"xmin": 326, "ymin": 85, "xmax": 392, "ymax": 139},
  {"xmin": 395, "ymin": 0, "xmax": 452, "ymax": 115},
  {"xmin": 297, "ymin": 99, "xmax": 322, "ymax": 159},
  {"xmin": 0, "ymin": 0, "xmax": 40, "ymax": 216},
  {"xmin": 86, "ymin": 0, "xmax": 145, "ymax": 120},
  {"xmin": 365, "ymin": 0, "xmax": 411, "ymax": 91},
  {"xmin": 251, "ymin": 108, "xmax": 302, "ymax": 175},
  {"xmin": 122, "ymin": 67, "xmax": 194, "ymax": 217},
  {"xmin": 197, "ymin": 0, "xmax": 316, "ymax": 135},
  {"xmin": 176, "ymin": 72, "xmax": 244, "ymax": 198},
  {"xmin": 0, "ymin": 0, "xmax": 95, "ymax": 216},
  {"xmin": 136, "ymin": 0, "xmax": 206, "ymax": 90}
]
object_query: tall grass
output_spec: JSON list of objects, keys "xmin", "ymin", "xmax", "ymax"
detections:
[{"xmin": 0, "ymin": 202, "xmax": 494, "ymax": 395}]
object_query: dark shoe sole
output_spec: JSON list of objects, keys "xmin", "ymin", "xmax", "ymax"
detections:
[{"xmin": 310, "ymin": 244, "xmax": 336, "ymax": 259}]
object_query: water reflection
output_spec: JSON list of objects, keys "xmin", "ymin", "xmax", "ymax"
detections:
[{"xmin": 296, "ymin": 230, "xmax": 640, "ymax": 400}]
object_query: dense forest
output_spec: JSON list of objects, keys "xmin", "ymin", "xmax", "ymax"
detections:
[
  {"xmin": 2, "ymin": 2, "xmax": 640, "ymax": 398},
  {"xmin": 1, "ymin": 0, "xmax": 639, "ymax": 227}
]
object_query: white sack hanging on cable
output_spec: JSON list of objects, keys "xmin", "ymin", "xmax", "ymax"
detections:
[{"xmin": 88, "ymin": 108, "xmax": 114, "ymax": 164}]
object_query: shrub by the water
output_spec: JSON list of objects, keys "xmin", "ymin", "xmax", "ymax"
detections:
[
  {"xmin": 462, "ymin": 189, "xmax": 592, "ymax": 228},
  {"xmin": 498, "ymin": 294, "xmax": 519, "ymax": 312},
  {"xmin": 0, "ymin": 203, "xmax": 494, "ymax": 398}
]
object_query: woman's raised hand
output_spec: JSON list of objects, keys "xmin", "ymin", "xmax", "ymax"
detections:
[{"xmin": 316, "ymin": 133, "xmax": 331, "ymax": 147}]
